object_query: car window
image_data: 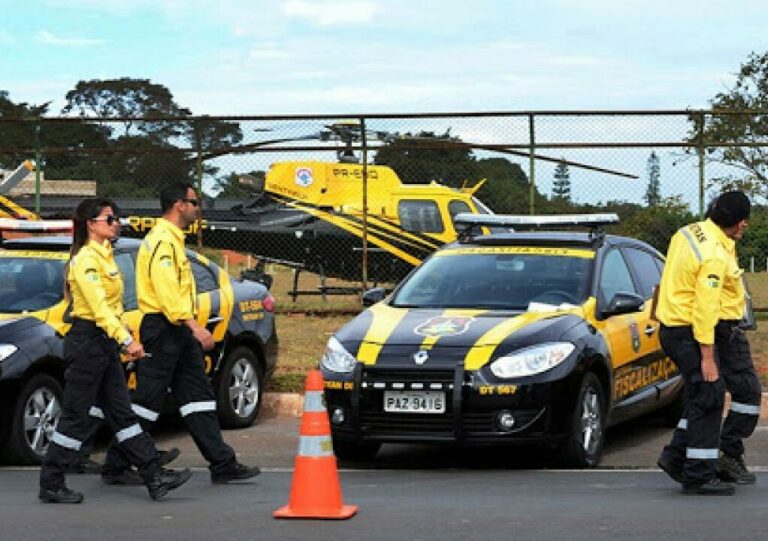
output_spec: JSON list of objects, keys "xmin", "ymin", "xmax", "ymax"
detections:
[
  {"xmin": 599, "ymin": 249, "xmax": 636, "ymax": 304},
  {"xmin": 623, "ymin": 247, "xmax": 662, "ymax": 299},
  {"xmin": 115, "ymin": 252, "xmax": 137, "ymax": 310},
  {"xmin": 398, "ymin": 200, "xmax": 444, "ymax": 233},
  {"xmin": 0, "ymin": 257, "xmax": 66, "ymax": 312},
  {"xmin": 392, "ymin": 249, "xmax": 592, "ymax": 310},
  {"xmin": 190, "ymin": 258, "xmax": 218, "ymax": 293}
]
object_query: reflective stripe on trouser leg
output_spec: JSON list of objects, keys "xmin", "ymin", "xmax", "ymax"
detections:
[
  {"xmin": 51, "ymin": 431, "xmax": 82, "ymax": 451},
  {"xmin": 686, "ymin": 448, "xmax": 719, "ymax": 460},
  {"xmin": 677, "ymin": 418, "xmax": 688, "ymax": 430},
  {"xmin": 730, "ymin": 401, "xmax": 761, "ymax": 415},
  {"xmin": 89, "ymin": 406, "xmax": 105, "ymax": 419},
  {"xmin": 132, "ymin": 404, "xmax": 160, "ymax": 422},
  {"xmin": 115, "ymin": 423, "xmax": 143, "ymax": 443},
  {"xmin": 179, "ymin": 401, "xmax": 217, "ymax": 417}
]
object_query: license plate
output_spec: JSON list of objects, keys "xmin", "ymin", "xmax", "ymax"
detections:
[{"xmin": 383, "ymin": 390, "xmax": 446, "ymax": 414}]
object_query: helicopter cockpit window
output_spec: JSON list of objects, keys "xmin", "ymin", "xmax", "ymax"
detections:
[{"xmin": 398, "ymin": 200, "xmax": 444, "ymax": 233}]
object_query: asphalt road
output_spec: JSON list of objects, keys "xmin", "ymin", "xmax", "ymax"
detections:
[{"xmin": 3, "ymin": 414, "xmax": 768, "ymax": 540}]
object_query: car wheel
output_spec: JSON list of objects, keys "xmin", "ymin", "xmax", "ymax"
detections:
[
  {"xmin": 216, "ymin": 346, "xmax": 264, "ymax": 429},
  {"xmin": 559, "ymin": 372, "xmax": 605, "ymax": 468},
  {"xmin": 332, "ymin": 438, "xmax": 381, "ymax": 461},
  {"xmin": 7, "ymin": 373, "xmax": 63, "ymax": 465}
]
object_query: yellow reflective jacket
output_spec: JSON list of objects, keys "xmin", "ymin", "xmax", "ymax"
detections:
[
  {"xmin": 719, "ymin": 241, "xmax": 747, "ymax": 321},
  {"xmin": 136, "ymin": 218, "xmax": 196, "ymax": 324},
  {"xmin": 68, "ymin": 239, "xmax": 132, "ymax": 345},
  {"xmin": 656, "ymin": 219, "xmax": 733, "ymax": 345}
]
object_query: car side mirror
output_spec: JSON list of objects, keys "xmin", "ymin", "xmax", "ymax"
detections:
[
  {"xmin": 602, "ymin": 291, "xmax": 645, "ymax": 317},
  {"xmin": 241, "ymin": 268, "xmax": 273, "ymax": 290},
  {"xmin": 361, "ymin": 287, "xmax": 387, "ymax": 307}
]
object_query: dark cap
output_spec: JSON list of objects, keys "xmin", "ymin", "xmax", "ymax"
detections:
[{"xmin": 709, "ymin": 190, "xmax": 751, "ymax": 228}]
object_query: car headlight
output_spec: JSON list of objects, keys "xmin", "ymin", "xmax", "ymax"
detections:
[
  {"xmin": 490, "ymin": 342, "xmax": 574, "ymax": 378},
  {"xmin": 320, "ymin": 336, "xmax": 357, "ymax": 373},
  {"xmin": 0, "ymin": 344, "xmax": 17, "ymax": 362}
]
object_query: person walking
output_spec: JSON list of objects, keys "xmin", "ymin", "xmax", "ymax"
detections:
[
  {"xmin": 708, "ymin": 194, "xmax": 762, "ymax": 484},
  {"xmin": 102, "ymin": 183, "xmax": 260, "ymax": 484},
  {"xmin": 654, "ymin": 192, "xmax": 748, "ymax": 495},
  {"xmin": 39, "ymin": 197, "xmax": 191, "ymax": 503}
]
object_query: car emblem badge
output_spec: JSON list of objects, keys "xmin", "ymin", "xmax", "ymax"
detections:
[
  {"xmin": 414, "ymin": 316, "xmax": 474, "ymax": 337},
  {"xmin": 413, "ymin": 350, "xmax": 430, "ymax": 365}
]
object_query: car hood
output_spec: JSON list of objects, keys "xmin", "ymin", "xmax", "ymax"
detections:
[
  {"xmin": 0, "ymin": 315, "xmax": 45, "ymax": 340},
  {"xmin": 335, "ymin": 303, "xmax": 586, "ymax": 371}
]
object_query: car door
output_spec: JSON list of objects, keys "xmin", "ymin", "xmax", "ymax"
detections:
[{"xmin": 596, "ymin": 246, "xmax": 666, "ymax": 406}]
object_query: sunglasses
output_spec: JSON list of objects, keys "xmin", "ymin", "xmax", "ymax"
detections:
[
  {"xmin": 91, "ymin": 215, "xmax": 121, "ymax": 225},
  {"xmin": 182, "ymin": 198, "xmax": 199, "ymax": 207}
]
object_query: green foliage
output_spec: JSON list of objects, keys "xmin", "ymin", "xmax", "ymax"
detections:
[
  {"xmin": 619, "ymin": 196, "xmax": 694, "ymax": 253},
  {"xmin": 695, "ymin": 51, "xmax": 768, "ymax": 199},
  {"xmin": 214, "ymin": 170, "xmax": 265, "ymax": 198}
]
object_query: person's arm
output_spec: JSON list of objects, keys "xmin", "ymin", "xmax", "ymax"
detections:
[{"xmin": 692, "ymin": 257, "xmax": 726, "ymax": 381}]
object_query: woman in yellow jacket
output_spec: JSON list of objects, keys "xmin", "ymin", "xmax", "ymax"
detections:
[{"xmin": 38, "ymin": 197, "xmax": 191, "ymax": 503}]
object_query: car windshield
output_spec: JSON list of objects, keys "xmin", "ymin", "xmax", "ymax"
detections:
[
  {"xmin": 0, "ymin": 256, "xmax": 66, "ymax": 312},
  {"xmin": 392, "ymin": 247, "xmax": 593, "ymax": 310}
]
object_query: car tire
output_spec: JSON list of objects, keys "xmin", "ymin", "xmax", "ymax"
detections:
[
  {"xmin": 6, "ymin": 373, "xmax": 63, "ymax": 465},
  {"xmin": 216, "ymin": 346, "xmax": 264, "ymax": 429},
  {"xmin": 559, "ymin": 372, "xmax": 605, "ymax": 468},
  {"xmin": 332, "ymin": 438, "xmax": 381, "ymax": 461}
]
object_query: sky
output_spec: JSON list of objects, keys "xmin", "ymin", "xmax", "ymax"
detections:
[{"xmin": 2, "ymin": 0, "xmax": 767, "ymax": 115}]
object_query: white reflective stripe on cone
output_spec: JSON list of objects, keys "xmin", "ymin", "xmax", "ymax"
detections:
[
  {"xmin": 179, "ymin": 400, "xmax": 217, "ymax": 417},
  {"xmin": 52, "ymin": 431, "xmax": 82, "ymax": 451},
  {"xmin": 297, "ymin": 435, "xmax": 334, "ymax": 457},
  {"xmin": 730, "ymin": 401, "xmax": 761, "ymax": 415},
  {"xmin": 303, "ymin": 391, "xmax": 326, "ymax": 413},
  {"xmin": 89, "ymin": 406, "xmax": 105, "ymax": 419},
  {"xmin": 677, "ymin": 418, "xmax": 688, "ymax": 430},
  {"xmin": 132, "ymin": 404, "xmax": 159, "ymax": 421},
  {"xmin": 115, "ymin": 423, "xmax": 143, "ymax": 443},
  {"xmin": 686, "ymin": 447, "xmax": 719, "ymax": 460}
]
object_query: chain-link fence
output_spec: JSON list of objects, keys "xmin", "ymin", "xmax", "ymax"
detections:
[{"xmin": 0, "ymin": 111, "xmax": 766, "ymax": 294}]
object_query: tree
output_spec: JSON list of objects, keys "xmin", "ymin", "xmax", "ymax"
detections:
[
  {"xmin": 644, "ymin": 151, "xmax": 661, "ymax": 207},
  {"xmin": 694, "ymin": 51, "xmax": 768, "ymax": 198},
  {"xmin": 620, "ymin": 195, "xmax": 694, "ymax": 253},
  {"xmin": 552, "ymin": 159, "xmax": 571, "ymax": 201}
]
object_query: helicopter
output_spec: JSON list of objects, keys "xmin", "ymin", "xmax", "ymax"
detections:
[{"xmin": 2, "ymin": 122, "xmax": 638, "ymax": 294}]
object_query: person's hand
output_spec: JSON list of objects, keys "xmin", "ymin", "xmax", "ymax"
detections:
[
  {"xmin": 125, "ymin": 340, "xmax": 145, "ymax": 360},
  {"xmin": 188, "ymin": 321, "xmax": 215, "ymax": 351}
]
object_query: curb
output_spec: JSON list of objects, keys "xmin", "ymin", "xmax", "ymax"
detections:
[
  {"xmin": 262, "ymin": 392, "xmax": 304, "ymax": 418},
  {"xmin": 262, "ymin": 392, "xmax": 768, "ymax": 420}
]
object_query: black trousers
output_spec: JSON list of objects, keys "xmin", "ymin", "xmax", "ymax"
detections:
[
  {"xmin": 39, "ymin": 319, "xmax": 159, "ymax": 490},
  {"xmin": 103, "ymin": 314, "xmax": 235, "ymax": 474},
  {"xmin": 716, "ymin": 321, "xmax": 762, "ymax": 458},
  {"xmin": 659, "ymin": 324, "xmax": 725, "ymax": 485}
]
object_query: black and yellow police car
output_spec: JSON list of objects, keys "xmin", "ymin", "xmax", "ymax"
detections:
[
  {"xmin": 320, "ymin": 213, "xmax": 682, "ymax": 467},
  {"xmin": 0, "ymin": 227, "xmax": 278, "ymax": 464}
]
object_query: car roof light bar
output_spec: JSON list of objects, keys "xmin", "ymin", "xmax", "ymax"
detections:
[{"xmin": 454, "ymin": 212, "xmax": 620, "ymax": 242}]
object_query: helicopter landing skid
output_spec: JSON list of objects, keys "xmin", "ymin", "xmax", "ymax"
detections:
[{"xmin": 289, "ymin": 267, "xmax": 364, "ymax": 302}]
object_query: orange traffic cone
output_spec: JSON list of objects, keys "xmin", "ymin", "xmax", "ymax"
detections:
[{"xmin": 273, "ymin": 370, "xmax": 358, "ymax": 520}]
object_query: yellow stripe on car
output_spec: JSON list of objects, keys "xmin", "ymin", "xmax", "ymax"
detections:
[{"xmin": 357, "ymin": 303, "xmax": 409, "ymax": 364}]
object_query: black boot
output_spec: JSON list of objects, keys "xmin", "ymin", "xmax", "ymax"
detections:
[
  {"xmin": 39, "ymin": 486, "xmax": 84, "ymax": 504},
  {"xmin": 211, "ymin": 462, "xmax": 261, "ymax": 484},
  {"xmin": 157, "ymin": 447, "xmax": 181, "ymax": 467},
  {"xmin": 716, "ymin": 453, "xmax": 757, "ymax": 485},
  {"xmin": 682, "ymin": 478, "xmax": 736, "ymax": 495},
  {"xmin": 146, "ymin": 468, "xmax": 192, "ymax": 501}
]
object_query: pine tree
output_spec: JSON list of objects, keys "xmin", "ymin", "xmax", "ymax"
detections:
[
  {"xmin": 552, "ymin": 159, "xmax": 571, "ymax": 201},
  {"xmin": 644, "ymin": 151, "xmax": 661, "ymax": 207}
]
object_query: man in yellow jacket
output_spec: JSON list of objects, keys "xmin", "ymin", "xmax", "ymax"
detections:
[
  {"xmin": 655, "ymin": 191, "xmax": 751, "ymax": 495},
  {"xmin": 102, "ymin": 182, "xmax": 260, "ymax": 484}
]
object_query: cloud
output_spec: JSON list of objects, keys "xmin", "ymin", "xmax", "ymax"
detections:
[
  {"xmin": 282, "ymin": 0, "xmax": 376, "ymax": 26},
  {"xmin": 35, "ymin": 30, "xmax": 104, "ymax": 47},
  {"xmin": 249, "ymin": 44, "xmax": 293, "ymax": 61},
  {"xmin": 0, "ymin": 31, "xmax": 15, "ymax": 45}
]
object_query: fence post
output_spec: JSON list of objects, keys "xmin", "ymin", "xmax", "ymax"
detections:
[
  {"xmin": 360, "ymin": 117, "xmax": 368, "ymax": 293},
  {"xmin": 194, "ymin": 118, "xmax": 204, "ymax": 249},
  {"xmin": 528, "ymin": 113, "xmax": 535, "ymax": 215},
  {"xmin": 34, "ymin": 119, "xmax": 41, "ymax": 215},
  {"xmin": 697, "ymin": 111, "xmax": 706, "ymax": 218}
]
